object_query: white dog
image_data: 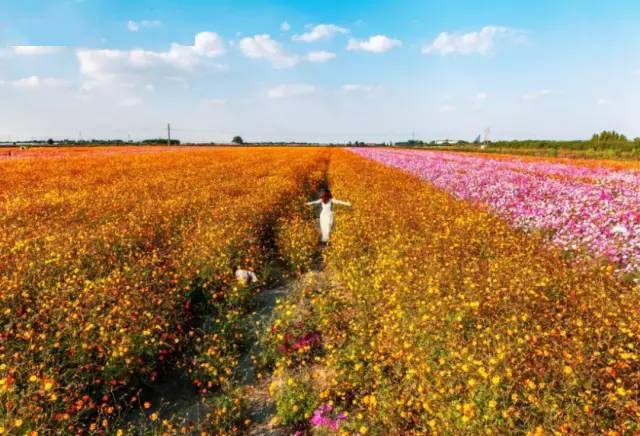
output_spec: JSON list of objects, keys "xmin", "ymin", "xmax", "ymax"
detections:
[{"xmin": 235, "ymin": 269, "xmax": 258, "ymax": 285}]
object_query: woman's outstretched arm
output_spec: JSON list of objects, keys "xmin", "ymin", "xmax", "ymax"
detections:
[
  {"xmin": 305, "ymin": 199, "xmax": 322, "ymax": 206},
  {"xmin": 333, "ymin": 199, "xmax": 352, "ymax": 207}
]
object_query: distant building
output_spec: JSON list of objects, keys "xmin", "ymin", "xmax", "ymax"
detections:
[{"xmin": 434, "ymin": 139, "xmax": 462, "ymax": 145}]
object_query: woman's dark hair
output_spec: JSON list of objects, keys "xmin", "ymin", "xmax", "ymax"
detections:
[{"xmin": 321, "ymin": 188, "xmax": 333, "ymax": 203}]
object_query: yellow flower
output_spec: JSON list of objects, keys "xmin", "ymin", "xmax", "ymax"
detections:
[{"xmin": 531, "ymin": 426, "xmax": 544, "ymax": 436}]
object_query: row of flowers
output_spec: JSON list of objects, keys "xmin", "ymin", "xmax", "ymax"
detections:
[
  {"xmin": 285, "ymin": 149, "xmax": 640, "ymax": 433},
  {"xmin": 351, "ymin": 148, "xmax": 640, "ymax": 274},
  {"xmin": 0, "ymin": 147, "xmax": 325, "ymax": 433}
]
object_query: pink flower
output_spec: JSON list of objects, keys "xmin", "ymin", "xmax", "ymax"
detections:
[
  {"xmin": 351, "ymin": 148, "xmax": 640, "ymax": 272},
  {"xmin": 310, "ymin": 404, "xmax": 347, "ymax": 430}
]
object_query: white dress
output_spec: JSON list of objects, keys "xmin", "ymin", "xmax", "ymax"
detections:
[{"xmin": 306, "ymin": 198, "xmax": 351, "ymax": 242}]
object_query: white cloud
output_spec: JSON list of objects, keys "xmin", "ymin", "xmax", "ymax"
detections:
[
  {"xmin": 238, "ymin": 34, "xmax": 299, "ymax": 68},
  {"xmin": 342, "ymin": 84, "xmax": 373, "ymax": 92},
  {"xmin": 268, "ymin": 84, "xmax": 316, "ymax": 99},
  {"xmin": 523, "ymin": 89, "xmax": 552, "ymax": 101},
  {"xmin": 119, "ymin": 97, "xmax": 143, "ymax": 106},
  {"xmin": 12, "ymin": 46, "xmax": 64, "ymax": 55},
  {"xmin": 346, "ymin": 35, "xmax": 401, "ymax": 53},
  {"xmin": 128, "ymin": 20, "xmax": 162, "ymax": 32},
  {"xmin": 476, "ymin": 92, "xmax": 488, "ymax": 100},
  {"xmin": 76, "ymin": 32, "xmax": 225, "ymax": 88},
  {"xmin": 306, "ymin": 50, "xmax": 336, "ymax": 63},
  {"xmin": 597, "ymin": 98, "xmax": 610, "ymax": 105},
  {"xmin": 423, "ymin": 26, "xmax": 509, "ymax": 55},
  {"xmin": 193, "ymin": 32, "xmax": 226, "ymax": 57},
  {"xmin": 280, "ymin": 21, "xmax": 291, "ymax": 32},
  {"xmin": 439, "ymin": 104, "xmax": 457, "ymax": 112},
  {"xmin": 292, "ymin": 24, "xmax": 348, "ymax": 42},
  {"xmin": 12, "ymin": 76, "xmax": 69, "ymax": 89}
]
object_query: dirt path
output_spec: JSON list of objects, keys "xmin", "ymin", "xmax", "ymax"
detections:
[
  {"xmin": 123, "ymin": 282, "xmax": 292, "ymax": 434},
  {"xmin": 239, "ymin": 286, "xmax": 290, "ymax": 435}
]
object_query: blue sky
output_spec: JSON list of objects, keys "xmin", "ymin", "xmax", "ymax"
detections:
[{"xmin": 1, "ymin": 0, "xmax": 639, "ymax": 143}]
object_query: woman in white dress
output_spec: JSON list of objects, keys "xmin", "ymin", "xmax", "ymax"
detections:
[{"xmin": 305, "ymin": 189, "xmax": 351, "ymax": 243}]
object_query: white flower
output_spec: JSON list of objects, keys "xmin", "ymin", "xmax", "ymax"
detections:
[{"xmin": 612, "ymin": 224, "xmax": 629, "ymax": 236}]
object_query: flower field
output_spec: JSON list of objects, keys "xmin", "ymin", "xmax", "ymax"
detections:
[
  {"xmin": 0, "ymin": 147, "xmax": 326, "ymax": 433},
  {"xmin": 350, "ymin": 148, "xmax": 640, "ymax": 274},
  {"xmin": 2, "ymin": 146, "xmax": 640, "ymax": 434},
  {"xmin": 267, "ymin": 149, "xmax": 640, "ymax": 434}
]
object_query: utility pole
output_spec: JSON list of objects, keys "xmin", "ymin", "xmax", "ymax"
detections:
[
  {"xmin": 483, "ymin": 127, "xmax": 491, "ymax": 144},
  {"xmin": 167, "ymin": 123, "xmax": 171, "ymax": 146}
]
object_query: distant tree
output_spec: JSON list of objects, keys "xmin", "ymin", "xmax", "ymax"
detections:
[
  {"xmin": 142, "ymin": 138, "xmax": 180, "ymax": 145},
  {"xmin": 47, "ymin": 138, "xmax": 54, "ymax": 145},
  {"xmin": 591, "ymin": 130, "xmax": 628, "ymax": 143},
  {"xmin": 232, "ymin": 136, "xmax": 244, "ymax": 145}
]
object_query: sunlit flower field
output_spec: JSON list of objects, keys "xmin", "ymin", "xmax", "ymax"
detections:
[
  {"xmin": 1, "ymin": 146, "xmax": 639, "ymax": 434},
  {"xmin": 271, "ymin": 149, "xmax": 640, "ymax": 435},
  {"xmin": 352, "ymin": 148, "xmax": 640, "ymax": 274},
  {"xmin": 0, "ymin": 147, "xmax": 325, "ymax": 433}
]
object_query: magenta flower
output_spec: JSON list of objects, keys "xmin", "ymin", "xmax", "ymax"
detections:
[
  {"xmin": 351, "ymin": 148, "xmax": 640, "ymax": 273},
  {"xmin": 310, "ymin": 404, "xmax": 347, "ymax": 430}
]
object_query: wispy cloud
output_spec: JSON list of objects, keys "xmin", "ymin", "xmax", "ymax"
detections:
[
  {"xmin": 280, "ymin": 21, "xmax": 291, "ymax": 32},
  {"xmin": 76, "ymin": 32, "xmax": 226, "ymax": 90},
  {"xmin": 422, "ymin": 26, "xmax": 510, "ymax": 55},
  {"xmin": 268, "ymin": 83, "xmax": 316, "ymax": 99},
  {"xmin": 292, "ymin": 24, "xmax": 348, "ymax": 42},
  {"xmin": 11, "ymin": 76, "xmax": 70, "ymax": 89},
  {"xmin": 522, "ymin": 89, "xmax": 552, "ymax": 101},
  {"xmin": 342, "ymin": 84, "xmax": 373, "ymax": 92},
  {"xmin": 347, "ymin": 35, "xmax": 401, "ymax": 53},
  {"xmin": 127, "ymin": 20, "xmax": 162, "ymax": 32},
  {"xmin": 476, "ymin": 92, "xmax": 489, "ymax": 101},
  {"xmin": 238, "ymin": 34, "xmax": 299, "ymax": 68},
  {"xmin": 306, "ymin": 50, "xmax": 336, "ymax": 63},
  {"xmin": 12, "ymin": 46, "xmax": 64, "ymax": 55}
]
